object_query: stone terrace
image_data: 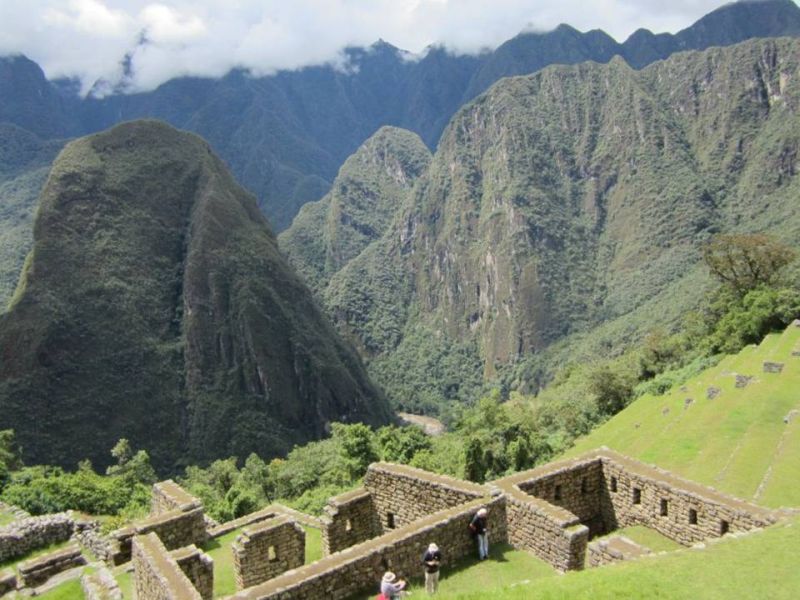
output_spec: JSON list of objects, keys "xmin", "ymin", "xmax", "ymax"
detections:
[{"xmin": 124, "ymin": 448, "xmax": 783, "ymax": 599}]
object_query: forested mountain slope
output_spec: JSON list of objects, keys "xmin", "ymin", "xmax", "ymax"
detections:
[
  {"xmin": 294, "ymin": 38, "xmax": 800, "ymax": 412},
  {"xmin": 0, "ymin": 120, "xmax": 392, "ymax": 471}
]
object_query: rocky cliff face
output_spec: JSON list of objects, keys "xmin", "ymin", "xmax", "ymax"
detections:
[
  {"xmin": 3, "ymin": 1, "xmax": 800, "ymax": 234},
  {"xmin": 296, "ymin": 38, "xmax": 800, "ymax": 411},
  {"xmin": 0, "ymin": 120, "xmax": 392, "ymax": 470},
  {"xmin": 280, "ymin": 126, "xmax": 431, "ymax": 294}
]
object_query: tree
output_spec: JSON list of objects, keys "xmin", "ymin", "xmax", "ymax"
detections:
[
  {"xmin": 463, "ymin": 437, "xmax": 487, "ymax": 483},
  {"xmin": 375, "ymin": 425, "xmax": 431, "ymax": 463},
  {"xmin": 589, "ymin": 366, "xmax": 634, "ymax": 416},
  {"xmin": 703, "ymin": 234, "xmax": 795, "ymax": 296},
  {"xmin": 332, "ymin": 423, "xmax": 377, "ymax": 480}
]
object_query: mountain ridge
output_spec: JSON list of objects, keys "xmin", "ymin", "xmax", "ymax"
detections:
[
  {"xmin": 0, "ymin": 120, "xmax": 392, "ymax": 471},
  {"xmin": 2, "ymin": 1, "xmax": 799, "ymax": 234}
]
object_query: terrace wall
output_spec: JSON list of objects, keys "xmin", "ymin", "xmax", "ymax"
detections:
[
  {"xmin": 320, "ymin": 488, "xmax": 382, "ymax": 555},
  {"xmin": 364, "ymin": 463, "xmax": 485, "ymax": 530},
  {"xmin": 132, "ymin": 533, "xmax": 202, "ymax": 600},
  {"xmin": 227, "ymin": 496, "xmax": 505, "ymax": 600},
  {"xmin": 0, "ymin": 512, "xmax": 74, "ymax": 563},
  {"xmin": 599, "ymin": 450, "xmax": 777, "ymax": 545},
  {"xmin": 232, "ymin": 515, "xmax": 305, "ymax": 590},
  {"xmin": 172, "ymin": 544, "xmax": 214, "ymax": 600}
]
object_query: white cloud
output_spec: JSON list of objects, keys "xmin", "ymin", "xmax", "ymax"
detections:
[{"xmin": 0, "ymin": 0, "xmax": 782, "ymax": 95}]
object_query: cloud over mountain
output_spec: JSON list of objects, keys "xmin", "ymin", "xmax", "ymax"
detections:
[{"xmin": 0, "ymin": 0, "xmax": 744, "ymax": 95}]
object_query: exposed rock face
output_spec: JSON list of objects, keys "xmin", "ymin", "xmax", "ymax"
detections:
[
  {"xmin": 305, "ymin": 38, "xmax": 800, "ymax": 407},
  {"xmin": 280, "ymin": 126, "xmax": 431, "ymax": 294},
  {"xmin": 0, "ymin": 120, "xmax": 391, "ymax": 470}
]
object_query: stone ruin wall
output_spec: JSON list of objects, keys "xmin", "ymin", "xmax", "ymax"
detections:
[
  {"xmin": 17, "ymin": 541, "xmax": 86, "ymax": 588},
  {"xmin": 0, "ymin": 569, "xmax": 16, "ymax": 596},
  {"xmin": 0, "ymin": 512, "xmax": 74, "ymax": 563},
  {"xmin": 209, "ymin": 504, "xmax": 320, "ymax": 540},
  {"xmin": 123, "ymin": 450, "xmax": 783, "ymax": 598},
  {"xmin": 504, "ymin": 449, "xmax": 779, "ymax": 560},
  {"xmin": 81, "ymin": 563, "xmax": 123, "ymax": 600},
  {"xmin": 516, "ymin": 458, "xmax": 606, "ymax": 536},
  {"xmin": 587, "ymin": 535, "xmax": 651, "ymax": 567},
  {"xmin": 364, "ymin": 463, "xmax": 485, "ymax": 531},
  {"xmin": 321, "ymin": 488, "xmax": 382, "ymax": 555},
  {"xmin": 172, "ymin": 544, "xmax": 215, "ymax": 600},
  {"xmin": 495, "ymin": 472, "xmax": 589, "ymax": 572},
  {"xmin": 599, "ymin": 451, "xmax": 778, "ymax": 545},
  {"xmin": 132, "ymin": 533, "xmax": 205, "ymax": 600},
  {"xmin": 110, "ymin": 505, "xmax": 207, "ymax": 565},
  {"xmin": 152, "ymin": 480, "xmax": 203, "ymax": 517},
  {"xmin": 227, "ymin": 495, "xmax": 506, "ymax": 600},
  {"xmin": 109, "ymin": 482, "xmax": 207, "ymax": 565},
  {"xmin": 232, "ymin": 516, "xmax": 305, "ymax": 590}
]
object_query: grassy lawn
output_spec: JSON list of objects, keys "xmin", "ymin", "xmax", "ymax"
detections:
[
  {"xmin": 201, "ymin": 528, "xmax": 243, "ymax": 598},
  {"xmin": 453, "ymin": 515, "xmax": 800, "ymax": 599},
  {"xmin": 304, "ymin": 525, "xmax": 323, "ymax": 564},
  {"xmin": 595, "ymin": 525, "xmax": 683, "ymax": 553},
  {"xmin": 352, "ymin": 542, "xmax": 557, "ymax": 599},
  {"xmin": 0, "ymin": 512, "xmax": 17, "ymax": 527},
  {"xmin": 34, "ymin": 578, "xmax": 85, "ymax": 599},
  {"xmin": 567, "ymin": 326, "xmax": 800, "ymax": 508},
  {"xmin": 115, "ymin": 566, "xmax": 133, "ymax": 599}
]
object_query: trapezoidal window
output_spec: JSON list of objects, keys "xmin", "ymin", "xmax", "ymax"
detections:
[
  {"xmin": 554, "ymin": 485, "xmax": 562, "ymax": 501},
  {"xmin": 610, "ymin": 477, "xmax": 618, "ymax": 493},
  {"xmin": 386, "ymin": 512, "xmax": 395, "ymax": 529},
  {"xmin": 345, "ymin": 518, "xmax": 353, "ymax": 532},
  {"xmin": 581, "ymin": 478, "xmax": 588, "ymax": 495},
  {"xmin": 689, "ymin": 509, "xmax": 698, "ymax": 525},
  {"xmin": 720, "ymin": 520, "xmax": 730, "ymax": 535},
  {"xmin": 268, "ymin": 545, "xmax": 277, "ymax": 562},
  {"xmin": 632, "ymin": 487, "xmax": 642, "ymax": 505},
  {"xmin": 660, "ymin": 499, "xmax": 668, "ymax": 517}
]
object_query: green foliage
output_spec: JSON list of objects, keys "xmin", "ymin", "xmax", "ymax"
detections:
[
  {"xmin": 703, "ymin": 233, "xmax": 796, "ymax": 296},
  {"xmin": 375, "ymin": 425, "xmax": 432, "ymax": 463},
  {"xmin": 702, "ymin": 286, "xmax": 800, "ymax": 354},
  {"xmin": 332, "ymin": 423, "xmax": 378, "ymax": 480},
  {"xmin": 0, "ymin": 439, "xmax": 153, "ymax": 517}
]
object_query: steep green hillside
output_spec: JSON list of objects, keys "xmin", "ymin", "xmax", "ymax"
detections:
[
  {"xmin": 280, "ymin": 126, "xmax": 431, "ymax": 293},
  {"xmin": 0, "ymin": 120, "xmax": 391, "ymax": 471},
  {"xmin": 568, "ymin": 323, "xmax": 800, "ymax": 508},
  {"xmin": 0, "ymin": 124, "xmax": 64, "ymax": 308},
  {"xmin": 316, "ymin": 38, "xmax": 800, "ymax": 413}
]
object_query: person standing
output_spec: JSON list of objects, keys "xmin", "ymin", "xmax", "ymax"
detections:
[
  {"xmin": 421, "ymin": 542, "xmax": 442, "ymax": 594},
  {"xmin": 469, "ymin": 507, "xmax": 489, "ymax": 559}
]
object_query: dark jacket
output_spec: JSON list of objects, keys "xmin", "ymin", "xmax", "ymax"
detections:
[
  {"xmin": 422, "ymin": 549, "xmax": 442, "ymax": 573},
  {"xmin": 469, "ymin": 514, "xmax": 487, "ymax": 535}
]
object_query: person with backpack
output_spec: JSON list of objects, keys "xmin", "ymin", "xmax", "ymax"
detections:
[
  {"xmin": 421, "ymin": 542, "xmax": 442, "ymax": 594},
  {"xmin": 469, "ymin": 507, "xmax": 489, "ymax": 559}
]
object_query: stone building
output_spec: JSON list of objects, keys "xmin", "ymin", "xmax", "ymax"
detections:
[{"xmin": 123, "ymin": 447, "xmax": 781, "ymax": 599}]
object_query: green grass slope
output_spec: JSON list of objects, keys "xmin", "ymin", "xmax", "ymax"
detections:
[{"xmin": 567, "ymin": 323, "xmax": 800, "ymax": 508}]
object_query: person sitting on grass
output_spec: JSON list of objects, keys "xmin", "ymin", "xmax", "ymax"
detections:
[
  {"xmin": 422, "ymin": 542, "xmax": 442, "ymax": 594},
  {"xmin": 469, "ymin": 507, "xmax": 489, "ymax": 560},
  {"xmin": 380, "ymin": 571, "xmax": 408, "ymax": 599}
]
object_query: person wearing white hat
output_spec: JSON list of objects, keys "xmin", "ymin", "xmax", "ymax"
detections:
[
  {"xmin": 421, "ymin": 542, "xmax": 442, "ymax": 594},
  {"xmin": 469, "ymin": 508, "xmax": 489, "ymax": 559},
  {"xmin": 380, "ymin": 571, "xmax": 407, "ymax": 599}
]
